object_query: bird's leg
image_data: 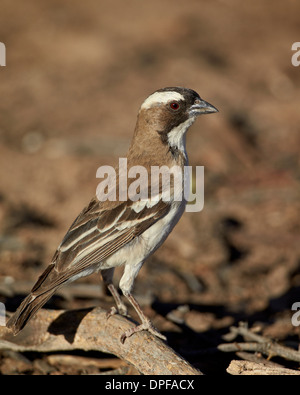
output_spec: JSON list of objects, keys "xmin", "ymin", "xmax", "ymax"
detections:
[
  {"xmin": 120, "ymin": 292, "xmax": 166, "ymax": 344},
  {"xmin": 107, "ymin": 283, "xmax": 128, "ymax": 317},
  {"xmin": 101, "ymin": 269, "xmax": 128, "ymax": 317},
  {"xmin": 118, "ymin": 262, "xmax": 166, "ymax": 343}
]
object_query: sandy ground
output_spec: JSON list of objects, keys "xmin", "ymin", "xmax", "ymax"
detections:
[{"xmin": 0, "ymin": 0, "xmax": 300, "ymax": 374}]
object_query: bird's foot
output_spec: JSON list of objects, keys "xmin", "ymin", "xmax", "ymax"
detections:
[
  {"xmin": 106, "ymin": 303, "xmax": 128, "ymax": 319},
  {"xmin": 106, "ymin": 306, "xmax": 118, "ymax": 319},
  {"xmin": 106, "ymin": 283, "xmax": 128, "ymax": 318},
  {"xmin": 120, "ymin": 318, "xmax": 166, "ymax": 344}
]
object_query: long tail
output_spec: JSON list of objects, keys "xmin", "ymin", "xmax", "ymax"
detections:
[
  {"xmin": 6, "ymin": 263, "xmax": 59, "ymax": 335},
  {"xmin": 6, "ymin": 289, "xmax": 56, "ymax": 335}
]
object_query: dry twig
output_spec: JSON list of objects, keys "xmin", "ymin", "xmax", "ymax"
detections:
[{"xmin": 219, "ymin": 322, "xmax": 300, "ymax": 363}]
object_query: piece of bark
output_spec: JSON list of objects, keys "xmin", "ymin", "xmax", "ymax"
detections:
[
  {"xmin": 0, "ymin": 307, "xmax": 201, "ymax": 375},
  {"xmin": 234, "ymin": 351, "xmax": 283, "ymax": 368},
  {"xmin": 227, "ymin": 360, "xmax": 300, "ymax": 375},
  {"xmin": 46, "ymin": 354, "xmax": 139, "ymax": 375},
  {"xmin": 47, "ymin": 354, "xmax": 127, "ymax": 370}
]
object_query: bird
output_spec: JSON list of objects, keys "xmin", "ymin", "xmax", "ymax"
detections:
[{"xmin": 7, "ymin": 87, "xmax": 218, "ymax": 342}]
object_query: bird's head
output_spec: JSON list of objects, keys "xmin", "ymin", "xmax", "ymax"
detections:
[{"xmin": 134, "ymin": 87, "xmax": 218, "ymax": 157}]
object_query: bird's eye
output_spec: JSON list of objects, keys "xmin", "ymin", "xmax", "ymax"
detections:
[{"xmin": 169, "ymin": 101, "xmax": 180, "ymax": 111}]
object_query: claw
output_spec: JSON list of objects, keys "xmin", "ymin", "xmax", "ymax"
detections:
[
  {"xmin": 106, "ymin": 304, "xmax": 128, "ymax": 319},
  {"xmin": 120, "ymin": 319, "xmax": 166, "ymax": 343},
  {"xmin": 106, "ymin": 306, "xmax": 118, "ymax": 319}
]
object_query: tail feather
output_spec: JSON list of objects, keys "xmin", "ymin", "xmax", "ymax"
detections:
[
  {"xmin": 7, "ymin": 263, "xmax": 59, "ymax": 335},
  {"xmin": 6, "ymin": 290, "xmax": 56, "ymax": 335}
]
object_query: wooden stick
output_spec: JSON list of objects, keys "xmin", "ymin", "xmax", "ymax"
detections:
[
  {"xmin": 227, "ymin": 360, "xmax": 300, "ymax": 375},
  {"xmin": 0, "ymin": 307, "xmax": 202, "ymax": 375}
]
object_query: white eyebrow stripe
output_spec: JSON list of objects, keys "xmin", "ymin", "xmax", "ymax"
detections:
[{"xmin": 141, "ymin": 91, "xmax": 185, "ymax": 110}]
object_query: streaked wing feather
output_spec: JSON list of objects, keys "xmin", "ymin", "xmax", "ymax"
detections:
[{"xmin": 35, "ymin": 198, "xmax": 170, "ymax": 295}]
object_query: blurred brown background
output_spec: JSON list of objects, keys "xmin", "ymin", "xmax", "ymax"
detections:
[{"xmin": 0, "ymin": 0, "xmax": 300, "ymax": 374}]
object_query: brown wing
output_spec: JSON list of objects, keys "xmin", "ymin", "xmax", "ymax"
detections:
[{"xmin": 29, "ymin": 196, "xmax": 170, "ymax": 296}]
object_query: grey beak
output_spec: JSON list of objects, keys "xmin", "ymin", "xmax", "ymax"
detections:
[{"xmin": 189, "ymin": 99, "xmax": 219, "ymax": 116}]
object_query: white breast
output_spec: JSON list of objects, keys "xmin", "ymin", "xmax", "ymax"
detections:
[{"xmin": 103, "ymin": 199, "xmax": 186, "ymax": 270}]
